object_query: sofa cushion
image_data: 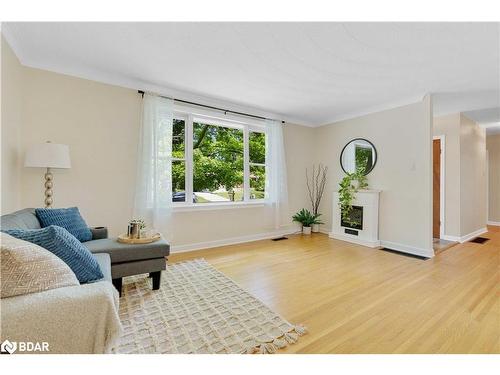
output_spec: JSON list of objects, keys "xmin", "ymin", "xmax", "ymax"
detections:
[
  {"xmin": 93, "ymin": 253, "xmax": 112, "ymax": 282},
  {"xmin": 0, "ymin": 208, "xmax": 41, "ymax": 231},
  {"xmin": 4, "ymin": 226, "xmax": 103, "ymax": 284},
  {"xmin": 35, "ymin": 207, "xmax": 92, "ymax": 242},
  {"xmin": 85, "ymin": 237, "xmax": 170, "ymax": 264},
  {"xmin": 1, "ymin": 233, "xmax": 79, "ymax": 298}
]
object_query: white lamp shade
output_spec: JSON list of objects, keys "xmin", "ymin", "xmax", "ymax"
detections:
[{"xmin": 24, "ymin": 143, "xmax": 71, "ymax": 169}]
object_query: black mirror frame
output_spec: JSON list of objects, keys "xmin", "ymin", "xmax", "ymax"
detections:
[{"xmin": 340, "ymin": 138, "xmax": 378, "ymax": 175}]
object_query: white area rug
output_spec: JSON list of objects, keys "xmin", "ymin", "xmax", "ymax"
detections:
[{"xmin": 115, "ymin": 259, "xmax": 306, "ymax": 354}]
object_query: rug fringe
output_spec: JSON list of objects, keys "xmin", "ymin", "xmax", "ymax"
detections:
[{"xmin": 248, "ymin": 325, "xmax": 307, "ymax": 354}]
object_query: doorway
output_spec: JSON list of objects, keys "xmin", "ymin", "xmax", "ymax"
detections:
[
  {"xmin": 432, "ymin": 136, "xmax": 457, "ymax": 254},
  {"xmin": 432, "ymin": 135, "xmax": 458, "ymax": 253},
  {"xmin": 433, "ymin": 138, "xmax": 442, "ymax": 238}
]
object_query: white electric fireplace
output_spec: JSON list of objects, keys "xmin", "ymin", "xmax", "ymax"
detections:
[{"xmin": 330, "ymin": 189, "xmax": 381, "ymax": 248}]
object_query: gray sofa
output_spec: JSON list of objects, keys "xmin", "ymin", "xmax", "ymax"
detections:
[{"xmin": 0, "ymin": 208, "xmax": 170, "ymax": 295}]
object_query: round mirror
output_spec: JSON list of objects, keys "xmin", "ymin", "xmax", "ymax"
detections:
[{"xmin": 340, "ymin": 138, "xmax": 377, "ymax": 175}]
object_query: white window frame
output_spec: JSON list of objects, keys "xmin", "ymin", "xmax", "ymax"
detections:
[
  {"xmin": 248, "ymin": 130, "xmax": 267, "ymax": 201},
  {"xmin": 171, "ymin": 105, "xmax": 268, "ymax": 210},
  {"xmin": 171, "ymin": 114, "xmax": 188, "ymax": 203}
]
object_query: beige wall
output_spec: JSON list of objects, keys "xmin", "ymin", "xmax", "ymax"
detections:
[
  {"xmin": 2, "ymin": 36, "xmax": 436, "ymax": 255},
  {"xmin": 486, "ymin": 134, "xmax": 500, "ymax": 223},
  {"xmin": 3, "ymin": 42, "xmax": 312, "ymax": 249},
  {"xmin": 433, "ymin": 114, "xmax": 461, "ymax": 237},
  {"xmin": 459, "ymin": 114, "xmax": 487, "ymax": 236},
  {"xmin": 1, "ymin": 37, "xmax": 23, "ymax": 213},
  {"xmin": 20, "ymin": 66, "xmax": 142, "ymax": 236},
  {"xmin": 315, "ymin": 97, "xmax": 434, "ymax": 256}
]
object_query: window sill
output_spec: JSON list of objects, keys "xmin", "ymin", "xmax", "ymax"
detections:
[{"xmin": 172, "ymin": 200, "xmax": 268, "ymax": 212}]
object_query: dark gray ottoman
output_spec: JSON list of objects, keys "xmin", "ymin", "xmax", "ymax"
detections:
[{"xmin": 85, "ymin": 237, "xmax": 170, "ymax": 296}]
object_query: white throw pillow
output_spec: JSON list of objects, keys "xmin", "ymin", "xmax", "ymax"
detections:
[{"xmin": 1, "ymin": 232, "xmax": 79, "ymax": 298}]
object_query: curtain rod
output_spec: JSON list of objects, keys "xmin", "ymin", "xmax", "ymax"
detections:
[{"xmin": 138, "ymin": 90, "xmax": 284, "ymax": 124}]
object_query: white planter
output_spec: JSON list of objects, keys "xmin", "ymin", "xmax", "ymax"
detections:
[
  {"xmin": 302, "ymin": 226, "xmax": 312, "ymax": 235},
  {"xmin": 312, "ymin": 223, "xmax": 320, "ymax": 233}
]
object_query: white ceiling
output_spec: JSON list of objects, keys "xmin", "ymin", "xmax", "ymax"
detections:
[
  {"xmin": 484, "ymin": 125, "xmax": 500, "ymax": 135},
  {"xmin": 463, "ymin": 107, "xmax": 500, "ymax": 135},
  {"xmin": 3, "ymin": 22, "xmax": 499, "ymax": 126}
]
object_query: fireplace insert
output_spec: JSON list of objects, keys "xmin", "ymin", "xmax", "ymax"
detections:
[{"xmin": 341, "ymin": 205, "xmax": 363, "ymax": 230}]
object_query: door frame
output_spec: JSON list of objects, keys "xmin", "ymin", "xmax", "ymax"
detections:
[
  {"xmin": 433, "ymin": 135, "xmax": 445, "ymax": 239},
  {"xmin": 486, "ymin": 149, "xmax": 489, "ymax": 224}
]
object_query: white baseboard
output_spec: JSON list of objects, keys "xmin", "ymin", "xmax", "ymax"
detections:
[
  {"xmin": 170, "ymin": 228, "xmax": 295, "ymax": 254},
  {"xmin": 442, "ymin": 227, "xmax": 489, "ymax": 243},
  {"xmin": 379, "ymin": 240, "xmax": 434, "ymax": 258},
  {"xmin": 441, "ymin": 234, "xmax": 460, "ymax": 242},
  {"xmin": 487, "ymin": 221, "xmax": 500, "ymax": 226},
  {"xmin": 458, "ymin": 227, "xmax": 488, "ymax": 243},
  {"xmin": 329, "ymin": 232, "xmax": 381, "ymax": 248},
  {"xmin": 170, "ymin": 226, "xmax": 488, "ymax": 256}
]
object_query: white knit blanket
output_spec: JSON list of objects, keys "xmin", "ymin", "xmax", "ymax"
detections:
[{"xmin": 1, "ymin": 281, "xmax": 122, "ymax": 354}]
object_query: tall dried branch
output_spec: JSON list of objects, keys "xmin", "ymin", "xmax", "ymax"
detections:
[
  {"xmin": 306, "ymin": 164, "xmax": 328, "ymax": 215},
  {"xmin": 306, "ymin": 166, "xmax": 315, "ymax": 212}
]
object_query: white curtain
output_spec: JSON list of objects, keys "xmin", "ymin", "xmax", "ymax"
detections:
[
  {"xmin": 265, "ymin": 119, "xmax": 289, "ymax": 229},
  {"xmin": 133, "ymin": 94, "xmax": 174, "ymax": 239}
]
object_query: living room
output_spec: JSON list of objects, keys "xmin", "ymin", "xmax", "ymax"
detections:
[{"xmin": 1, "ymin": 2, "xmax": 499, "ymax": 374}]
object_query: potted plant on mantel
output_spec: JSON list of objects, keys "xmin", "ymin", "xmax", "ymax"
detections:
[
  {"xmin": 306, "ymin": 164, "xmax": 328, "ymax": 232},
  {"xmin": 292, "ymin": 208, "xmax": 322, "ymax": 235}
]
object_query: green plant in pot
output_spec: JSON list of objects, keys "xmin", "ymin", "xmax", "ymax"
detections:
[
  {"xmin": 292, "ymin": 208, "xmax": 322, "ymax": 235},
  {"xmin": 338, "ymin": 168, "xmax": 368, "ymax": 227}
]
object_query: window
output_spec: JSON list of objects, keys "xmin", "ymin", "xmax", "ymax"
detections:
[
  {"xmin": 249, "ymin": 131, "xmax": 266, "ymax": 200},
  {"xmin": 193, "ymin": 122, "xmax": 244, "ymax": 203},
  {"xmin": 171, "ymin": 110, "xmax": 267, "ymax": 206},
  {"xmin": 172, "ymin": 118, "xmax": 187, "ymax": 202}
]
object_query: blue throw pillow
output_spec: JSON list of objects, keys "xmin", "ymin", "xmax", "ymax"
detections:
[
  {"xmin": 4, "ymin": 226, "xmax": 103, "ymax": 283},
  {"xmin": 35, "ymin": 207, "xmax": 92, "ymax": 242}
]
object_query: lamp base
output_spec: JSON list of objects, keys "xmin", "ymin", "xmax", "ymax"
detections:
[{"xmin": 44, "ymin": 168, "xmax": 53, "ymax": 208}]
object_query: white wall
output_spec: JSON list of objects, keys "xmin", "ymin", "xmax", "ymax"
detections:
[
  {"xmin": 433, "ymin": 113, "xmax": 488, "ymax": 239},
  {"xmin": 315, "ymin": 97, "xmax": 434, "ymax": 257},
  {"xmin": 487, "ymin": 134, "xmax": 500, "ymax": 223},
  {"xmin": 1, "ymin": 36, "xmax": 23, "ymax": 213},
  {"xmin": 433, "ymin": 114, "xmax": 461, "ymax": 237},
  {"xmin": 459, "ymin": 114, "xmax": 487, "ymax": 236}
]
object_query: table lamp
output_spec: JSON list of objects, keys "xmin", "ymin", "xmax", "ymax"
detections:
[{"xmin": 24, "ymin": 141, "xmax": 71, "ymax": 208}]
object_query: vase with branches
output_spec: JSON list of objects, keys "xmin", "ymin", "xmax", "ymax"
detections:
[{"xmin": 306, "ymin": 164, "xmax": 328, "ymax": 232}]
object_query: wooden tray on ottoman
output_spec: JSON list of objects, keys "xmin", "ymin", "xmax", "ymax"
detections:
[{"xmin": 117, "ymin": 233, "xmax": 161, "ymax": 244}]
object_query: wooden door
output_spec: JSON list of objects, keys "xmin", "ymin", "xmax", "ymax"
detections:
[{"xmin": 433, "ymin": 139, "xmax": 441, "ymax": 238}]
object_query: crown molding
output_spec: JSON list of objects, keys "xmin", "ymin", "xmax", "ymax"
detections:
[{"xmin": 21, "ymin": 57, "xmax": 314, "ymax": 127}]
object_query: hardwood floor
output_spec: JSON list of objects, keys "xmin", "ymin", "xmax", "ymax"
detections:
[{"xmin": 169, "ymin": 226, "xmax": 500, "ymax": 353}]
